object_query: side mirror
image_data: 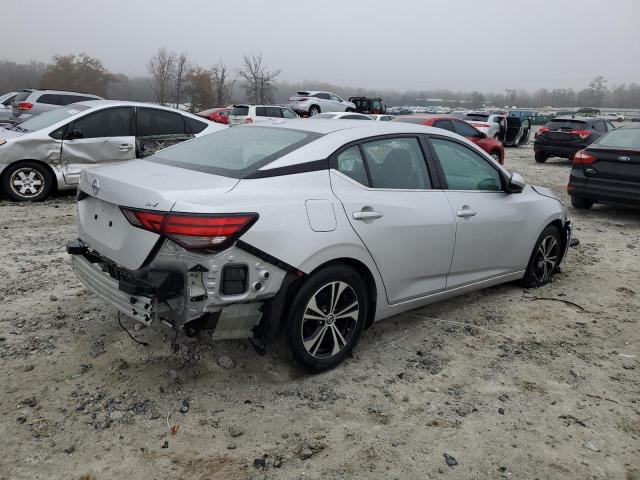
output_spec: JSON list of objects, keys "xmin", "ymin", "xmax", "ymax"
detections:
[
  {"xmin": 507, "ymin": 172, "xmax": 526, "ymax": 193},
  {"xmin": 68, "ymin": 128, "xmax": 83, "ymax": 139}
]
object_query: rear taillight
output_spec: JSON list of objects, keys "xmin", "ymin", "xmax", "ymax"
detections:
[
  {"xmin": 572, "ymin": 150, "xmax": 597, "ymax": 165},
  {"xmin": 121, "ymin": 208, "xmax": 258, "ymax": 250},
  {"xmin": 297, "ymin": 97, "xmax": 308, "ymax": 102},
  {"xmin": 245, "ymin": 117, "xmax": 253, "ymax": 124},
  {"xmin": 18, "ymin": 102, "xmax": 33, "ymax": 111},
  {"xmin": 535, "ymin": 127, "xmax": 549, "ymax": 137},
  {"xmin": 571, "ymin": 129, "xmax": 592, "ymax": 140},
  {"xmin": 471, "ymin": 122, "xmax": 490, "ymax": 129}
]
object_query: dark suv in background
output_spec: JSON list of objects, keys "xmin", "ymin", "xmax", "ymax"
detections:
[
  {"xmin": 10, "ymin": 89, "xmax": 103, "ymax": 123},
  {"xmin": 533, "ymin": 116, "xmax": 617, "ymax": 163}
]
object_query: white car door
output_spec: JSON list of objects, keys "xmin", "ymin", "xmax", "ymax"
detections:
[
  {"xmin": 60, "ymin": 107, "xmax": 136, "ymax": 185},
  {"xmin": 330, "ymin": 137, "xmax": 456, "ymax": 304},
  {"xmin": 316, "ymin": 93, "xmax": 332, "ymax": 112},
  {"xmin": 428, "ymin": 136, "xmax": 532, "ymax": 288},
  {"xmin": 329, "ymin": 93, "xmax": 347, "ymax": 112}
]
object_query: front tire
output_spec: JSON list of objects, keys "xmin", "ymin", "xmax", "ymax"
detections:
[
  {"xmin": 571, "ymin": 196, "xmax": 594, "ymax": 209},
  {"xmin": 309, "ymin": 105, "xmax": 320, "ymax": 116},
  {"xmin": 1, "ymin": 161, "xmax": 54, "ymax": 202},
  {"xmin": 285, "ymin": 265, "xmax": 368, "ymax": 372},
  {"xmin": 534, "ymin": 151, "xmax": 548, "ymax": 163},
  {"xmin": 520, "ymin": 226, "xmax": 563, "ymax": 288}
]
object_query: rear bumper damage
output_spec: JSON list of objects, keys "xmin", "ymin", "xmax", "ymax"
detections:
[{"xmin": 67, "ymin": 238, "xmax": 290, "ymax": 340}]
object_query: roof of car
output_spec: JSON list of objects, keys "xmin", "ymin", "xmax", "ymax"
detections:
[
  {"xmin": 553, "ymin": 116, "xmax": 596, "ymax": 122},
  {"xmin": 256, "ymin": 118, "xmax": 433, "ymax": 134},
  {"xmin": 24, "ymin": 89, "xmax": 102, "ymax": 97}
]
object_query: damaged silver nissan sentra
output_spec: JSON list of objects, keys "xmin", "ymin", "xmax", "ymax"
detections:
[
  {"xmin": 0, "ymin": 100, "xmax": 223, "ymax": 201},
  {"xmin": 68, "ymin": 119, "xmax": 572, "ymax": 370}
]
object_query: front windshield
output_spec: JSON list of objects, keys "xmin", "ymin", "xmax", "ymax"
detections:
[{"xmin": 14, "ymin": 104, "xmax": 89, "ymax": 133}]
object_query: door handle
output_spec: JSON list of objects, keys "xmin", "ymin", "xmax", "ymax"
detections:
[
  {"xmin": 456, "ymin": 208, "xmax": 477, "ymax": 218},
  {"xmin": 118, "ymin": 144, "xmax": 133, "ymax": 151},
  {"xmin": 353, "ymin": 210, "xmax": 383, "ymax": 220}
]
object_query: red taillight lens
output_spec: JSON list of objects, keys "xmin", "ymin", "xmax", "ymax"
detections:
[
  {"xmin": 121, "ymin": 209, "xmax": 258, "ymax": 250},
  {"xmin": 18, "ymin": 102, "xmax": 33, "ymax": 111},
  {"xmin": 572, "ymin": 150, "xmax": 597, "ymax": 165},
  {"xmin": 245, "ymin": 117, "xmax": 253, "ymax": 124},
  {"xmin": 471, "ymin": 122, "xmax": 490, "ymax": 129},
  {"xmin": 571, "ymin": 129, "xmax": 592, "ymax": 140},
  {"xmin": 535, "ymin": 127, "xmax": 549, "ymax": 137}
]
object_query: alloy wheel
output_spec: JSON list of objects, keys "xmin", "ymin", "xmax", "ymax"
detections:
[
  {"xmin": 532, "ymin": 235, "xmax": 559, "ymax": 283},
  {"xmin": 301, "ymin": 281, "xmax": 359, "ymax": 359},
  {"xmin": 10, "ymin": 167, "xmax": 45, "ymax": 199}
]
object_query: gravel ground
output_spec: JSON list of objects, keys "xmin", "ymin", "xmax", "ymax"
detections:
[{"xmin": 0, "ymin": 141, "xmax": 639, "ymax": 480}]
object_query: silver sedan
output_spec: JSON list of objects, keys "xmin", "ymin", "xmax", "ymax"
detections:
[
  {"xmin": 0, "ymin": 100, "xmax": 224, "ymax": 201},
  {"xmin": 67, "ymin": 120, "xmax": 571, "ymax": 371}
]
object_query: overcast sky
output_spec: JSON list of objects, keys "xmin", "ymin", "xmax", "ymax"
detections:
[{"xmin": 3, "ymin": 0, "xmax": 639, "ymax": 92}]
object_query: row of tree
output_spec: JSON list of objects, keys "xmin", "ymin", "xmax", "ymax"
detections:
[{"xmin": 1, "ymin": 53, "xmax": 640, "ymax": 110}]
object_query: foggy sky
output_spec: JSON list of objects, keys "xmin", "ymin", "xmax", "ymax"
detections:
[{"xmin": 2, "ymin": 0, "xmax": 639, "ymax": 92}]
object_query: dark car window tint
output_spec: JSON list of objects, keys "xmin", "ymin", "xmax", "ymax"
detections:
[
  {"xmin": 547, "ymin": 119, "xmax": 587, "ymax": 130},
  {"xmin": 266, "ymin": 107, "xmax": 283, "ymax": 118},
  {"xmin": 362, "ymin": 137, "xmax": 430, "ymax": 190},
  {"xmin": 431, "ymin": 138, "xmax": 501, "ymax": 191},
  {"xmin": 183, "ymin": 116, "xmax": 208, "ymax": 134},
  {"xmin": 453, "ymin": 120, "xmax": 480, "ymax": 137},
  {"xmin": 232, "ymin": 106, "xmax": 249, "ymax": 116},
  {"xmin": 343, "ymin": 114, "xmax": 371, "ymax": 120},
  {"xmin": 71, "ymin": 107, "xmax": 133, "ymax": 138},
  {"xmin": 37, "ymin": 94, "xmax": 64, "ymax": 105},
  {"xmin": 137, "ymin": 108, "xmax": 186, "ymax": 136},
  {"xmin": 256, "ymin": 107, "xmax": 268, "ymax": 117},
  {"xmin": 336, "ymin": 146, "xmax": 369, "ymax": 186},
  {"xmin": 316, "ymin": 93, "xmax": 330, "ymax": 100},
  {"xmin": 434, "ymin": 119, "xmax": 455, "ymax": 132}
]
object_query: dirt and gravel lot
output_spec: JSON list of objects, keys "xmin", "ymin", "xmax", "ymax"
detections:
[{"xmin": 1, "ymin": 141, "xmax": 639, "ymax": 480}]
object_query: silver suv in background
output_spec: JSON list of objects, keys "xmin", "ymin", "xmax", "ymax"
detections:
[
  {"xmin": 10, "ymin": 89, "xmax": 103, "ymax": 123},
  {"xmin": 288, "ymin": 91, "xmax": 356, "ymax": 116},
  {"xmin": 0, "ymin": 92, "xmax": 19, "ymax": 123},
  {"xmin": 229, "ymin": 105, "xmax": 298, "ymax": 125}
]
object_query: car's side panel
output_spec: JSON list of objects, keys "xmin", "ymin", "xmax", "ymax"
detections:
[{"xmin": 61, "ymin": 136, "xmax": 136, "ymax": 185}]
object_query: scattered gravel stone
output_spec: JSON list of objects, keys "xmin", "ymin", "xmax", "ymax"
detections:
[
  {"xmin": 228, "ymin": 426, "xmax": 244, "ymax": 437},
  {"xmin": 180, "ymin": 399, "xmax": 190, "ymax": 414},
  {"xmin": 299, "ymin": 448, "xmax": 314, "ymax": 460},
  {"xmin": 217, "ymin": 355, "xmax": 236, "ymax": 370},
  {"xmin": 20, "ymin": 396, "xmax": 37, "ymax": 407},
  {"xmin": 444, "ymin": 453, "xmax": 458, "ymax": 467}
]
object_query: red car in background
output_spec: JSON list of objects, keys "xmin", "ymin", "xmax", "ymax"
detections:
[
  {"xmin": 197, "ymin": 107, "xmax": 231, "ymax": 125},
  {"xmin": 393, "ymin": 115, "xmax": 505, "ymax": 164}
]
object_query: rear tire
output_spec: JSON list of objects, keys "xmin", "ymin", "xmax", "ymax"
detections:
[
  {"xmin": 345, "ymin": 108, "xmax": 354, "ymax": 112},
  {"xmin": 1, "ymin": 161, "xmax": 54, "ymax": 202},
  {"xmin": 520, "ymin": 225, "xmax": 563, "ymax": 288},
  {"xmin": 285, "ymin": 265, "xmax": 368, "ymax": 372},
  {"xmin": 309, "ymin": 105, "xmax": 320, "ymax": 116},
  {"xmin": 570, "ymin": 196, "xmax": 594, "ymax": 210},
  {"xmin": 490, "ymin": 150, "xmax": 501, "ymax": 163},
  {"xmin": 534, "ymin": 151, "xmax": 548, "ymax": 163}
]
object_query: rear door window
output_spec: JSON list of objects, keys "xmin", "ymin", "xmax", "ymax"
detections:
[
  {"xmin": 137, "ymin": 108, "xmax": 186, "ymax": 136},
  {"xmin": 593, "ymin": 120, "xmax": 606, "ymax": 133},
  {"xmin": 266, "ymin": 107, "xmax": 283, "ymax": 118},
  {"xmin": 255, "ymin": 107, "xmax": 268, "ymax": 117},
  {"xmin": 70, "ymin": 107, "xmax": 133, "ymax": 138},
  {"xmin": 361, "ymin": 137, "xmax": 431, "ymax": 189},
  {"xmin": 453, "ymin": 120, "xmax": 480, "ymax": 137}
]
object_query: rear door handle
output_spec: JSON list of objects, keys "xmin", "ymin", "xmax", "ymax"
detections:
[
  {"xmin": 118, "ymin": 144, "xmax": 133, "ymax": 151},
  {"xmin": 353, "ymin": 210, "xmax": 383, "ymax": 220},
  {"xmin": 456, "ymin": 209, "xmax": 477, "ymax": 218}
]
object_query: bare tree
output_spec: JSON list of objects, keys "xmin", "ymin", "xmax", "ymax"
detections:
[
  {"xmin": 238, "ymin": 52, "xmax": 280, "ymax": 104},
  {"xmin": 212, "ymin": 59, "xmax": 236, "ymax": 106},
  {"xmin": 185, "ymin": 66, "xmax": 215, "ymax": 112},
  {"xmin": 173, "ymin": 52, "xmax": 189, "ymax": 108},
  {"xmin": 147, "ymin": 47, "xmax": 176, "ymax": 105}
]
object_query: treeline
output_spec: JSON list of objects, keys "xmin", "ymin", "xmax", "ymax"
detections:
[{"xmin": 2, "ymin": 53, "xmax": 640, "ymax": 109}]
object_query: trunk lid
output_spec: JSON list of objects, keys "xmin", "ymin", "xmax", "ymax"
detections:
[
  {"xmin": 585, "ymin": 146, "xmax": 640, "ymax": 184},
  {"xmin": 78, "ymin": 160, "xmax": 239, "ymax": 270}
]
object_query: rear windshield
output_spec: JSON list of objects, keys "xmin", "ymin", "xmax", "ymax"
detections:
[
  {"xmin": 546, "ymin": 119, "xmax": 587, "ymax": 130},
  {"xmin": 465, "ymin": 114, "xmax": 489, "ymax": 121},
  {"xmin": 392, "ymin": 117, "xmax": 427, "ymax": 125},
  {"xmin": 13, "ymin": 91, "xmax": 32, "ymax": 103},
  {"xmin": 232, "ymin": 106, "xmax": 249, "ymax": 116},
  {"xmin": 151, "ymin": 126, "xmax": 320, "ymax": 178},
  {"xmin": 12, "ymin": 104, "xmax": 89, "ymax": 133},
  {"xmin": 597, "ymin": 128, "xmax": 640, "ymax": 149}
]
